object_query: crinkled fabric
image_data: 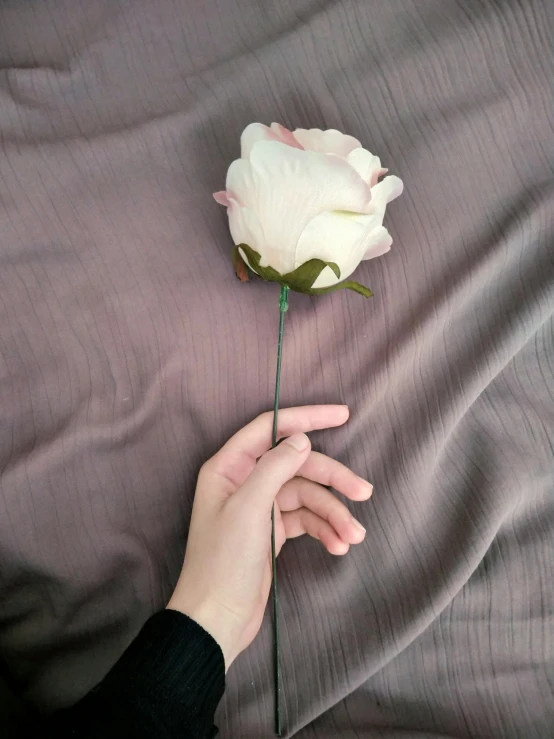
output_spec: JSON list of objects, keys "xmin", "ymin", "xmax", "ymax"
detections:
[{"xmin": 0, "ymin": 1, "xmax": 552, "ymax": 737}]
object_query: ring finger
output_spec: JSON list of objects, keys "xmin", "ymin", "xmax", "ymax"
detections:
[
  {"xmin": 277, "ymin": 477, "xmax": 366, "ymax": 545},
  {"xmin": 281, "ymin": 508, "xmax": 350, "ymax": 555}
]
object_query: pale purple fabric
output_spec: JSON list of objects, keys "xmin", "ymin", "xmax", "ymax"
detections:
[{"xmin": 0, "ymin": 1, "xmax": 553, "ymax": 737}]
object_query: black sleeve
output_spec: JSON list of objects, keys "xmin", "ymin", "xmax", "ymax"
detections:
[{"xmin": 49, "ymin": 609, "xmax": 226, "ymax": 739}]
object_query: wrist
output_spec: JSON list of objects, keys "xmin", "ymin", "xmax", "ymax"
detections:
[{"xmin": 166, "ymin": 597, "xmax": 239, "ymax": 670}]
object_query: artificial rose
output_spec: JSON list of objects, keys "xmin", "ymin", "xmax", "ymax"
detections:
[{"xmin": 214, "ymin": 122, "xmax": 403, "ymax": 296}]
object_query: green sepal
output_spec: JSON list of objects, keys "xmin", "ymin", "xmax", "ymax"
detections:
[
  {"xmin": 237, "ymin": 244, "xmax": 345, "ymax": 293},
  {"xmin": 309, "ymin": 280, "xmax": 373, "ymax": 298},
  {"xmin": 238, "ymin": 245, "xmax": 282, "ymax": 283},
  {"xmin": 282, "ymin": 258, "xmax": 341, "ymax": 292},
  {"xmin": 234, "ymin": 244, "xmax": 371, "ymax": 297}
]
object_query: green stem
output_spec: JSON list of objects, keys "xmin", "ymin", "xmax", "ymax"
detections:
[{"xmin": 271, "ymin": 284, "xmax": 289, "ymax": 736}]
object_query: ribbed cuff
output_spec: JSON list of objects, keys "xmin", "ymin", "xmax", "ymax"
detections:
[{"xmin": 98, "ymin": 610, "xmax": 225, "ymax": 734}]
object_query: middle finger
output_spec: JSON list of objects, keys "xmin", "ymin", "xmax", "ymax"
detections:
[
  {"xmin": 277, "ymin": 477, "xmax": 367, "ymax": 544},
  {"xmin": 298, "ymin": 451, "xmax": 373, "ymax": 501}
]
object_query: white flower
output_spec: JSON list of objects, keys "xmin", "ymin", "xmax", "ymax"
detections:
[{"xmin": 214, "ymin": 122, "xmax": 403, "ymax": 295}]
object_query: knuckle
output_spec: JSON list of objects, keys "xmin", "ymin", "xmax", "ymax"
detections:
[
  {"xmin": 257, "ymin": 445, "xmax": 290, "ymax": 475},
  {"xmin": 198, "ymin": 459, "xmax": 213, "ymax": 478},
  {"xmin": 258, "ymin": 410, "xmax": 273, "ymax": 426},
  {"xmin": 258, "ymin": 446, "xmax": 279, "ymax": 467}
]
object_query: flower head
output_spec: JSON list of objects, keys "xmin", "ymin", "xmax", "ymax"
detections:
[{"xmin": 215, "ymin": 123, "xmax": 403, "ymax": 296}]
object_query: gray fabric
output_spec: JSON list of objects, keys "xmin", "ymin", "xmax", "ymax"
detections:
[{"xmin": 0, "ymin": 1, "xmax": 553, "ymax": 736}]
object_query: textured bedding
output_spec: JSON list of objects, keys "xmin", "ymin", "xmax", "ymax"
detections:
[{"xmin": 0, "ymin": 1, "xmax": 553, "ymax": 737}]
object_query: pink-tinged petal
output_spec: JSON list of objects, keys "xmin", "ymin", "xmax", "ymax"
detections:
[
  {"xmin": 240, "ymin": 123, "xmax": 276, "ymax": 158},
  {"xmin": 213, "ymin": 190, "xmax": 231, "ymax": 206},
  {"xmin": 292, "ymin": 128, "xmax": 361, "ymax": 157},
  {"xmin": 269, "ymin": 122, "xmax": 304, "ymax": 150},
  {"xmin": 347, "ymin": 148, "xmax": 383, "ymax": 187},
  {"xmin": 226, "ymin": 141, "xmax": 373, "ymax": 271},
  {"xmin": 362, "ymin": 225, "xmax": 393, "ymax": 260},
  {"xmin": 241, "ymin": 122, "xmax": 305, "ymax": 159}
]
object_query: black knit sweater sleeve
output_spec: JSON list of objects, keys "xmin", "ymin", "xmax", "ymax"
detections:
[{"xmin": 50, "ymin": 610, "xmax": 226, "ymax": 739}]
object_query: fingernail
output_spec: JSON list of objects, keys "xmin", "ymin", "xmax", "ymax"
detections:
[
  {"xmin": 285, "ymin": 433, "xmax": 310, "ymax": 452},
  {"xmin": 358, "ymin": 477, "xmax": 374, "ymax": 495},
  {"xmin": 351, "ymin": 517, "xmax": 366, "ymax": 534}
]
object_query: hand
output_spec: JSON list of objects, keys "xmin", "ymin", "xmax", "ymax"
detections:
[{"xmin": 166, "ymin": 405, "xmax": 372, "ymax": 669}]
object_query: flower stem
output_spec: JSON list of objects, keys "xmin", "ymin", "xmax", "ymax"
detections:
[{"xmin": 272, "ymin": 284, "xmax": 289, "ymax": 736}]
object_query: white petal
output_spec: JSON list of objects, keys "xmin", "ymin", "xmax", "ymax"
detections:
[
  {"xmin": 297, "ymin": 210, "xmax": 382, "ymax": 288},
  {"xmin": 226, "ymin": 158, "xmax": 255, "ymax": 207},
  {"xmin": 370, "ymin": 175, "xmax": 404, "ymax": 216},
  {"xmin": 347, "ymin": 148, "xmax": 383, "ymax": 187},
  {"xmin": 227, "ymin": 199, "xmax": 296, "ymax": 274},
  {"xmin": 292, "ymin": 128, "xmax": 361, "ymax": 157},
  {"xmin": 227, "ymin": 199, "xmax": 266, "ymax": 254},
  {"xmin": 311, "ymin": 265, "xmax": 341, "ymax": 289},
  {"xmin": 226, "ymin": 141, "xmax": 372, "ymax": 273},
  {"xmin": 240, "ymin": 123, "xmax": 275, "ymax": 159},
  {"xmin": 362, "ymin": 225, "xmax": 393, "ymax": 260}
]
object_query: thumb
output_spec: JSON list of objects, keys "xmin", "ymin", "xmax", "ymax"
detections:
[{"xmin": 234, "ymin": 433, "xmax": 311, "ymax": 513}]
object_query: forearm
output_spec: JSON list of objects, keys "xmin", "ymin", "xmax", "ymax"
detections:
[{"xmin": 49, "ymin": 610, "xmax": 225, "ymax": 739}]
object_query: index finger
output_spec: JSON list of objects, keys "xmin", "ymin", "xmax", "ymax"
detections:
[{"xmin": 209, "ymin": 405, "xmax": 349, "ymax": 489}]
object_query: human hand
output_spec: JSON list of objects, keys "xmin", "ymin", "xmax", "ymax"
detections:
[{"xmin": 166, "ymin": 405, "xmax": 372, "ymax": 669}]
